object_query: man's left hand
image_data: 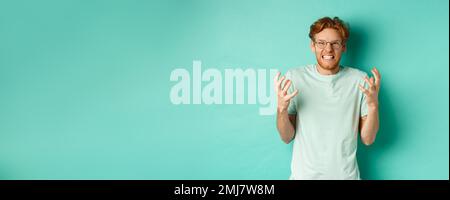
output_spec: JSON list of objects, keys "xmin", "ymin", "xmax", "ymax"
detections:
[{"xmin": 359, "ymin": 67, "xmax": 381, "ymax": 109}]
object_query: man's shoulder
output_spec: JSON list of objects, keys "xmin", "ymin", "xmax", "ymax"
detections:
[
  {"xmin": 343, "ymin": 66, "xmax": 368, "ymax": 78},
  {"xmin": 285, "ymin": 64, "xmax": 314, "ymax": 76}
]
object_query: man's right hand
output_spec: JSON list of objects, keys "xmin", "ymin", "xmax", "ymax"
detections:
[{"xmin": 274, "ymin": 72, "xmax": 299, "ymax": 112}]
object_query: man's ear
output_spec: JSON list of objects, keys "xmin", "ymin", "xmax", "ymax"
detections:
[
  {"xmin": 310, "ymin": 40, "xmax": 315, "ymax": 52},
  {"xmin": 342, "ymin": 43, "xmax": 347, "ymax": 53}
]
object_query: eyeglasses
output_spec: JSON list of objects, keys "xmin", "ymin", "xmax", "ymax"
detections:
[{"xmin": 313, "ymin": 40, "xmax": 344, "ymax": 50}]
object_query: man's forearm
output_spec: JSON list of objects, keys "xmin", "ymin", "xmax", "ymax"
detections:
[
  {"xmin": 276, "ymin": 109, "xmax": 295, "ymax": 144},
  {"xmin": 361, "ymin": 107, "xmax": 379, "ymax": 145}
]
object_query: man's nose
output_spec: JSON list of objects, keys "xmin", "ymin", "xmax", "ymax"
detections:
[{"xmin": 324, "ymin": 43, "xmax": 333, "ymax": 51}]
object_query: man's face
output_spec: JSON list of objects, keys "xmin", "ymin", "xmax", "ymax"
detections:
[{"xmin": 310, "ymin": 28, "xmax": 346, "ymax": 71}]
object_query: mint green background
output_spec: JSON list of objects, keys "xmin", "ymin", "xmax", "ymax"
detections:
[{"xmin": 0, "ymin": 0, "xmax": 448, "ymax": 180}]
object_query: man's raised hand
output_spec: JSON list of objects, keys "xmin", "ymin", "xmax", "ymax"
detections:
[
  {"xmin": 274, "ymin": 72, "xmax": 299, "ymax": 112},
  {"xmin": 358, "ymin": 67, "xmax": 381, "ymax": 109}
]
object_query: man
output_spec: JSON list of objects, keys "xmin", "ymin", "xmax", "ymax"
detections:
[{"xmin": 275, "ymin": 16, "xmax": 381, "ymax": 180}]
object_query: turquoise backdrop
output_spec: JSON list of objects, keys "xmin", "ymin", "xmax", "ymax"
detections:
[{"xmin": 0, "ymin": 0, "xmax": 448, "ymax": 180}]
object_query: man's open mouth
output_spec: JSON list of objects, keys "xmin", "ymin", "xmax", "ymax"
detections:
[{"xmin": 322, "ymin": 55, "xmax": 335, "ymax": 60}]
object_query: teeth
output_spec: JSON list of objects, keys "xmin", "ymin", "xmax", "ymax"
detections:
[{"xmin": 322, "ymin": 55, "xmax": 334, "ymax": 60}]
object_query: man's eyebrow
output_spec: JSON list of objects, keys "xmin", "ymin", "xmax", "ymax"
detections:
[{"xmin": 316, "ymin": 39, "xmax": 342, "ymax": 42}]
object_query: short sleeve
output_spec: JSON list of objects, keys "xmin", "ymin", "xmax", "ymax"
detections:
[
  {"xmin": 360, "ymin": 75, "xmax": 369, "ymax": 117},
  {"xmin": 285, "ymin": 70, "xmax": 298, "ymax": 115}
]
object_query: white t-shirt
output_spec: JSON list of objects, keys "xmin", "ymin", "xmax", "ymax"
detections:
[{"xmin": 286, "ymin": 64, "xmax": 368, "ymax": 180}]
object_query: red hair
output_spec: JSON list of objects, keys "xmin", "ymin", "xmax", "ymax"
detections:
[{"xmin": 309, "ymin": 17, "xmax": 350, "ymax": 42}]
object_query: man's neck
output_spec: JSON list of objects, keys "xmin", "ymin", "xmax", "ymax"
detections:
[{"xmin": 316, "ymin": 64, "xmax": 340, "ymax": 75}]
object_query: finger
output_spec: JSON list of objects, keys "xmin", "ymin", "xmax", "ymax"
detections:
[
  {"xmin": 278, "ymin": 76, "xmax": 286, "ymax": 84},
  {"xmin": 285, "ymin": 89, "xmax": 299, "ymax": 100},
  {"xmin": 373, "ymin": 67, "xmax": 380, "ymax": 78},
  {"xmin": 358, "ymin": 84, "xmax": 369, "ymax": 95},
  {"xmin": 276, "ymin": 76, "xmax": 286, "ymax": 92},
  {"xmin": 370, "ymin": 77, "xmax": 378, "ymax": 91},
  {"xmin": 372, "ymin": 67, "xmax": 381, "ymax": 86},
  {"xmin": 273, "ymin": 72, "xmax": 280, "ymax": 83},
  {"xmin": 273, "ymin": 72, "xmax": 281, "ymax": 91},
  {"xmin": 282, "ymin": 80, "xmax": 292, "ymax": 93},
  {"xmin": 364, "ymin": 77, "xmax": 373, "ymax": 88}
]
